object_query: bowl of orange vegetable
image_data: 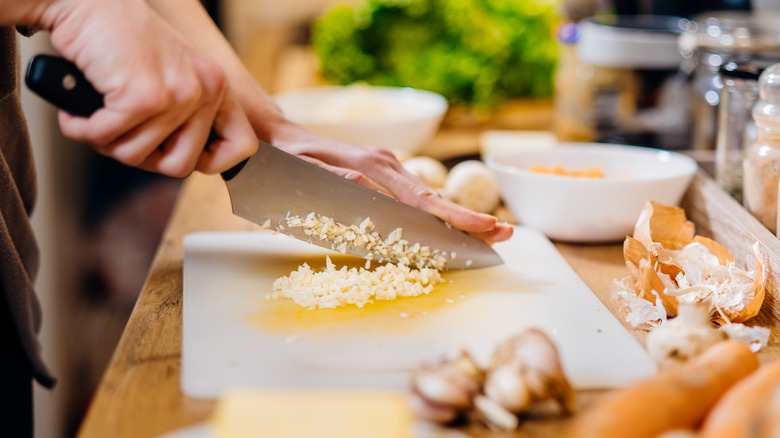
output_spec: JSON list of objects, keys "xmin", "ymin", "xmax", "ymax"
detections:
[{"xmin": 484, "ymin": 143, "xmax": 698, "ymax": 243}]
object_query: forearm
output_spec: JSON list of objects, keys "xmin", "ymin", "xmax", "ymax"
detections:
[{"xmin": 144, "ymin": 0, "xmax": 291, "ymax": 141}]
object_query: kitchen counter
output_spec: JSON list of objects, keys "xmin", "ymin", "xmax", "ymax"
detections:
[{"xmin": 76, "ymin": 138, "xmax": 780, "ymax": 437}]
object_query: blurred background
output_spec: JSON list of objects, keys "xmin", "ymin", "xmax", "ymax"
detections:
[{"xmin": 18, "ymin": 0, "xmax": 776, "ymax": 436}]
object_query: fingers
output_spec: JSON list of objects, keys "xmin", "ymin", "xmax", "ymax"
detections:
[
  {"xmin": 50, "ymin": 2, "xmax": 256, "ymax": 178},
  {"xmin": 468, "ymin": 223, "xmax": 514, "ymax": 243},
  {"xmin": 56, "ymin": 56, "xmax": 255, "ymax": 177},
  {"xmin": 138, "ymin": 102, "xmax": 217, "ymax": 177},
  {"xmin": 293, "ymin": 155, "xmax": 392, "ymax": 196},
  {"xmin": 196, "ymin": 90, "xmax": 258, "ymax": 174}
]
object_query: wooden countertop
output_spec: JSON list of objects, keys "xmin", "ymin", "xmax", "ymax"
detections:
[{"xmin": 76, "ymin": 136, "xmax": 780, "ymax": 437}]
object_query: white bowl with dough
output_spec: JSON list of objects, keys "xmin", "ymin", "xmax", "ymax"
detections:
[
  {"xmin": 273, "ymin": 85, "xmax": 448, "ymax": 155},
  {"xmin": 484, "ymin": 143, "xmax": 698, "ymax": 243}
]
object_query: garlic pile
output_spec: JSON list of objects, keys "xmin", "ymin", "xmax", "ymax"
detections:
[
  {"xmin": 409, "ymin": 328, "xmax": 574, "ymax": 432},
  {"xmin": 271, "ymin": 255, "xmax": 443, "ymax": 309}
]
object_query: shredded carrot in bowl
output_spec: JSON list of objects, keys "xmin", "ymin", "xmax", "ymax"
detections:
[{"xmin": 528, "ymin": 165, "xmax": 605, "ymax": 178}]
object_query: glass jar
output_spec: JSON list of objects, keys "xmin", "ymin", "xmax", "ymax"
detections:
[
  {"xmin": 715, "ymin": 58, "xmax": 780, "ymax": 203},
  {"xmin": 679, "ymin": 11, "xmax": 780, "ymax": 151},
  {"xmin": 743, "ymin": 63, "xmax": 780, "ymax": 233},
  {"xmin": 554, "ymin": 15, "xmax": 690, "ymax": 149}
]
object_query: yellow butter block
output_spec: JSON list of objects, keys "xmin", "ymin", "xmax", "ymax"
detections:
[{"xmin": 212, "ymin": 390, "xmax": 413, "ymax": 438}]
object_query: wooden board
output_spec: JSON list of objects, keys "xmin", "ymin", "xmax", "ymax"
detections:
[{"xmin": 181, "ymin": 226, "xmax": 656, "ymax": 399}]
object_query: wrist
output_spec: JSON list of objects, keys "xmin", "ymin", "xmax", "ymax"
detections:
[
  {"xmin": 235, "ymin": 80, "xmax": 291, "ymax": 143},
  {"xmin": 248, "ymin": 105, "xmax": 297, "ymax": 144}
]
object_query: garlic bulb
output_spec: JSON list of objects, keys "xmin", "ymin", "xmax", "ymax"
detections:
[
  {"xmin": 443, "ymin": 160, "xmax": 500, "ymax": 214},
  {"xmin": 402, "ymin": 156, "xmax": 448, "ymax": 189},
  {"xmin": 483, "ymin": 328, "xmax": 575, "ymax": 416},
  {"xmin": 409, "ymin": 350, "xmax": 483, "ymax": 424}
]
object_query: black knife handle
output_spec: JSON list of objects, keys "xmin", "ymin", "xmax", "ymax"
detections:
[
  {"xmin": 24, "ymin": 54, "xmax": 248, "ymax": 180},
  {"xmin": 25, "ymin": 54, "xmax": 103, "ymax": 117}
]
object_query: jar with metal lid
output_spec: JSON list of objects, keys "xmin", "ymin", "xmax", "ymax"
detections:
[
  {"xmin": 715, "ymin": 58, "xmax": 780, "ymax": 203},
  {"xmin": 679, "ymin": 11, "xmax": 780, "ymax": 150},
  {"xmin": 554, "ymin": 15, "xmax": 690, "ymax": 149},
  {"xmin": 743, "ymin": 63, "xmax": 780, "ymax": 233}
]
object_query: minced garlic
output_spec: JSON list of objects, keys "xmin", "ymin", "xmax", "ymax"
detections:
[
  {"xmin": 272, "ymin": 256, "xmax": 443, "ymax": 309},
  {"xmin": 283, "ymin": 212, "xmax": 450, "ymax": 270}
]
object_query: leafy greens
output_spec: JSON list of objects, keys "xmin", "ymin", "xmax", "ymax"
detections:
[{"xmin": 311, "ymin": 0, "xmax": 561, "ymax": 108}]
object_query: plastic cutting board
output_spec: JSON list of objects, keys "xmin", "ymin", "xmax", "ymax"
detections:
[{"xmin": 181, "ymin": 227, "xmax": 656, "ymax": 399}]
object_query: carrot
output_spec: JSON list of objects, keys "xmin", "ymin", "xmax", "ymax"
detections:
[
  {"xmin": 700, "ymin": 360, "xmax": 780, "ymax": 438},
  {"xmin": 568, "ymin": 340, "xmax": 758, "ymax": 438},
  {"xmin": 764, "ymin": 390, "xmax": 780, "ymax": 438}
]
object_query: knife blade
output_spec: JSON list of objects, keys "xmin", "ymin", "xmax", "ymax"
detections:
[{"xmin": 25, "ymin": 54, "xmax": 503, "ymax": 270}]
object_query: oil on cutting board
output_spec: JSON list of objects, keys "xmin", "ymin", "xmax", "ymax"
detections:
[{"xmin": 182, "ymin": 227, "xmax": 656, "ymax": 399}]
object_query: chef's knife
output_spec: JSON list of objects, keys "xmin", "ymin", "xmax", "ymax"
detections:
[{"xmin": 25, "ymin": 54, "xmax": 503, "ymax": 269}]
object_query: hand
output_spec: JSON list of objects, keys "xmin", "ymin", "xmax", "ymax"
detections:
[
  {"xmin": 42, "ymin": 0, "xmax": 256, "ymax": 177},
  {"xmin": 267, "ymin": 122, "xmax": 513, "ymax": 243}
]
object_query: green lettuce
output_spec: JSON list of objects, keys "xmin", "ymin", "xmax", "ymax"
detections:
[{"xmin": 311, "ymin": 0, "xmax": 561, "ymax": 108}]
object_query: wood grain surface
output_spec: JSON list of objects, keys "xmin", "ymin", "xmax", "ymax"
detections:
[{"xmin": 77, "ymin": 162, "xmax": 780, "ymax": 438}]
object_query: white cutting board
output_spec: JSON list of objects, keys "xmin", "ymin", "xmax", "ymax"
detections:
[{"xmin": 182, "ymin": 227, "xmax": 656, "ymax": 399}]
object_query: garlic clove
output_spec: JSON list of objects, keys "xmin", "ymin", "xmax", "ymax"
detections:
[
  {"xmin": 473, "ymin": 395, "xmax": 520, "ymax": 432},
  {"xmin": 408, "ymin": 391, "xmax": 460, "ymax": 424},
  {"xmin": 413, "ymin": 370, "xmax": 472, "ymax": 408},
  {"xmin": 409, "ymin": 350, "xmax": 484, "ymax": 424},
  {"xmin": 483, "ymin": 365, "xmax": 532, "ymax": 412},
  {"xmin": 449, "ymin": 351, "xmax": 484, "ymax": 383},
  {"xmin": 646, "ymin": 302, "xmax": 728, "ymax": 369}
]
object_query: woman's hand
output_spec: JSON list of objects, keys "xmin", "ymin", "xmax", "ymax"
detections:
[
  {"xmin": 40, "ymin": 0, "xmax": 257, "ymax": 177},
  {"xmin": 267, "ymin": 121, "xmax": 514, "ymax": 243}
]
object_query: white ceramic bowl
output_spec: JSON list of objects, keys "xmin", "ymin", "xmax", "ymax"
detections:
[
  {"xmin": 484, "ymin": 143, "xmax": 698, "ymax": 243},
  {"xmin": 273, "ymin": 85, "xmax": 448, "ymax": 154}
]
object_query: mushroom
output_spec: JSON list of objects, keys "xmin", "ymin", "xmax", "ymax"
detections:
[
  {"xmin": 645, "ymin": 302, "xmax": 728, "ymax": 369},
  {"xmin": 482, "ymin": 328, "xmax": 576, "ymax": 425},
  {"xmin": 409, "ymin": 350, "xmax": 483, "ymax": 424},
  {"xmin": 443, "ymin": 160, "xmax": 501, "ymax": 214},
  {"xmin": 402, "ymin": 156, "xmax": 449, "ymax": 190}
]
